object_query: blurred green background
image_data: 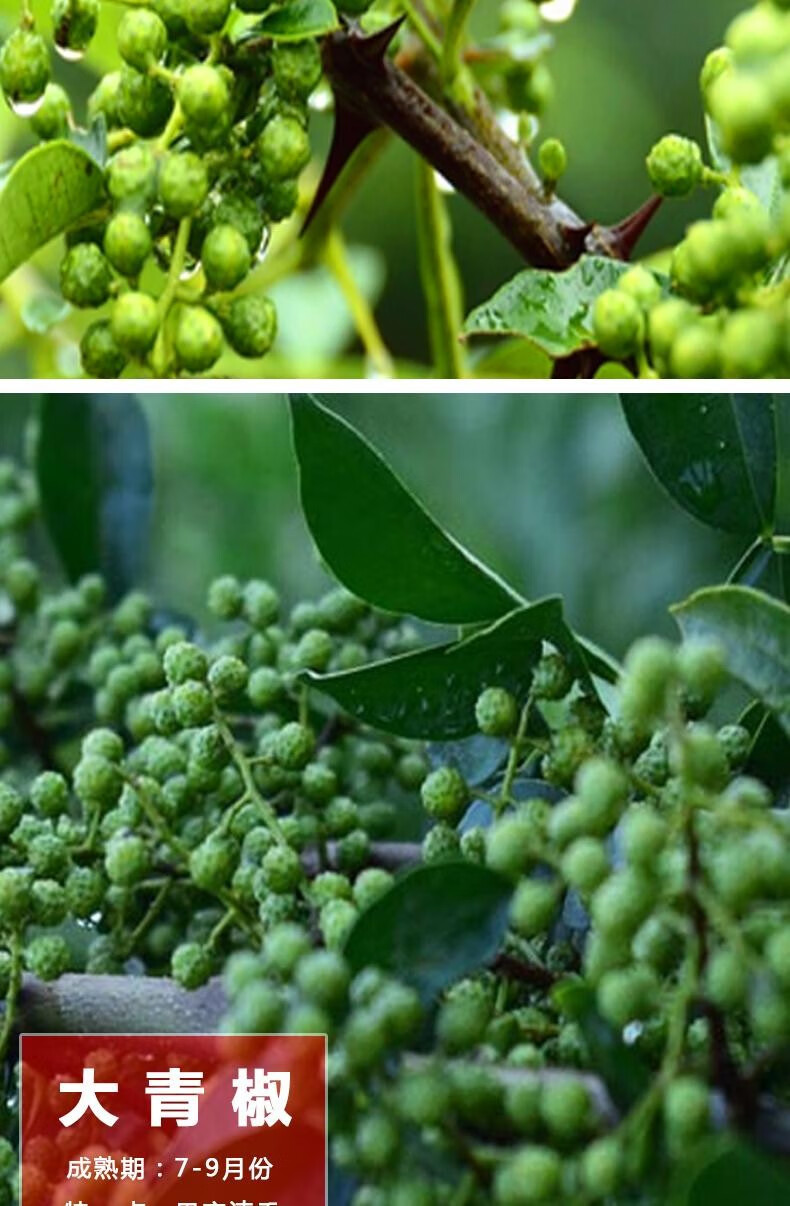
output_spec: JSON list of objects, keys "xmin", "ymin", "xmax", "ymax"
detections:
[
  {"xmin": 3, "ymin": 392, "xmax": 742, "ymax": 655},
  {"xmin": 0, "ymin": 0, "xmax": 743, "ymax": 374}
]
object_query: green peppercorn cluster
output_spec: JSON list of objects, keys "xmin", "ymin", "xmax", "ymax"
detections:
[
  {"xmin": 592, "ymin": 0, "xmax": 790, "ymax": 378},
  {"xmin": 0, "ymin": 3, "xmax": 328, "ymax": 377},
  {"xmin": 0, "ymin": 454, "xmax": 785, "ymax": 1204}
]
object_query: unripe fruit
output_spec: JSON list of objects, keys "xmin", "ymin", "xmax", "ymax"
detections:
[
  {"xmin": 494, "ymin": 1146, "xmax": 561, "ymax": 1204},
  {"xmin": 646, "ymin": 134, "xmax": 703, "ymax": 197},
  {"xmin": 486, "ymin": 815, "xmax": 535, "ymax": 879},
  {"xmin": 109, "ymin": 292, "xmax": 158, "ymax": 360},
  {"xmin": 510, "ymin": 878, "xmax": 559, "ymax": 937},
  {"xmin": 104, "ymin": 211, "xmax": 152, "ymax": 277},
  {"xmin": 257, "ymin": 114, "xmax": 311, "ymax": 179},
  {"xmin": 172, "ymin": 941, "xmax": 212, "ymax": 988},
  {"xmin": 475, "ymin": 686, "xmax": 518, "ymax": 736},
  {"xmin": 272, "ymin": 40, "xmax": 323, "ymax": 100},
  {"xmin": 107, "ymin": 144, "xmax": 157, "ymax": 203},
  {"xmin": 420, "ymin": 765, "xmax": 468, "ymax": 823},
  {"xmin": 60, "ymin": 243, "xmax": 112, "ymax": 308},
  {"xmin": 186, "ymin": 0, "xmax": 231, "ymax": 35},
  {"xmin": 201, "ymin": 224, "xmax": 252, "ymax": 292},
  {"xmin": 30, "ymin": 81, "xmax": 69, "ymax": 139},
  {"xmin": 117, "ymin": 8, "xmax": 166, "ymax": 71},
  {"xmin": 709, "ymin": 72, "xmax": 775, "ymax": 163},
  {"xmin": 178, "ymin": 64, "xmax": 229, "ymax": 127},
  {"xmin": 174, "ymin": 306, "xmax": 224, "ymax": 373},
  {"xmin": 0, "ymin": 28, "xmax": 49, "ymax": 105},
  {"xmin": 664, "ymin": 1076, "xmax": 710, "ymax": 1140},
  {"xmin": 159, "ymin": 151, "xmax": 209, "ymax": 218},
  {"xmin": 221, "ymin": 294, "xmax": 278, "ymax": 358},
  {"xmin": 538, "ymin": 137, "xmax": 567, "ymax": 182},
  {"xmin": 592, "ymin": 290, "xmax": 644, "ymax": 360}
]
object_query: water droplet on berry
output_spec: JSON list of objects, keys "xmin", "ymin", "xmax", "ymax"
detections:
[
  {"xmin": 309, "ymin": 87, "xmax": 333, "ymax": 114},
  {"xmin": 541, "ymin": 0, "xmax": 577, "ymax": 21},
  {"xmin": 8, "ymin": 94, "xmax": 46, "ymax": 118},
  {"xmin": 434, "ymin": 171, "xmax": 455, "ymax": 196},
  {"xmin": 55, "ymin": 42, "xmax": 85, "ymax": 62},
  {"xmin": 179, "ymin": 257, "xmax": 201, "ymax": 282},
  {"xmin": 255, "ymin": 227, "xmax": 272, "ymax": 266}
]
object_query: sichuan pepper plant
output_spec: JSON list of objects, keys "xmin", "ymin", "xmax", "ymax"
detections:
[
  {"xmin": 0, "ymin": 392, "xmax": 787, "ymax": 1206},
  {"xmin": 1, "ymin": 0, "xmax": 790, "ymax": 376}
]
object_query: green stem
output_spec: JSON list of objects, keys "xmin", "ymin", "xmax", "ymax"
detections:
[
  {"xmin": 125, "ymin": 880, "xmax": 172, "ymax": 955},
  {"xmin": 218, "ymin": 719, "xmax": 287, "ymax": 845},
  {"xmin": 496, "ymin": 696, "xmax": 532, "ymax": 815},
  {"xmin": 440, "ymin": 0, "xmax": 476, "ymax": 98},
  {"xmin": 401, "ymin": 0, "xmax": 442, "ymax": 59},
  {"xmin": 150, "ymin": 215, "xmax": 192, "ymax": 375},
  {"xmin": 323, "ymin": 228, "xmax": 394, "ymax": 377},
  {"xmin": 414, "ymin": 158, "xmax": 467, "ymax": 378}
]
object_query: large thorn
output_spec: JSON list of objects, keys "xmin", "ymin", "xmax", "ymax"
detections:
[
  {"xmin": 350, "ymin": 15, "xmax": 406, "ymax": 62},
  {"xmin": 301, "ymin": 101, "xmax": 380, "ymax": 233},
  {"xmin": 587, "ymin": 194, "xmax": 664, "ymax": 261}
]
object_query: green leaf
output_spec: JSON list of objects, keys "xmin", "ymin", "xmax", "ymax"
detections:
[
  {"xmin": 257, "ymin": 0, "xmax": 338, "ymax": 39},
  {"xmin": 672, "ymin": 585, "xmax": 790, "ymax": 736},
  {"xmin": 553, "ymin": 980, "xmax": 651, "ymax": 1110},
  {"xmin": 36, "ymin": 395, "xmax": 153, "ymax": 600},
  {"xmin": 0, "ymin": 141, "xmax": 107, "ymax": 286},
  {"xmin": 622, "ymin": 394, "xmax": 777, "ymax": 536},
  {"xmin": 307, "ymin": 598, "xmax": 595, "ymax": 740},
  {"xmin": 739, "ymin": 700, "xmax": 790, "ymax": 801},
  {"xmin": 774, "ymin": 396, "xmax": 790, "ymax": 534},
  {"xmin": 289, "ymin": 394, "xmax": 520, "ymax": 624},
  {"xmin": 344, "ymin": 861, "xmax": 512, "ymax": 1003},
  {"xmin": 672, "ymin": 1137, "xmax": 790, "ymax": 1206},
  {"xmin": 462, "ymin": 256, "xmax": 633, "ymax": 357}
]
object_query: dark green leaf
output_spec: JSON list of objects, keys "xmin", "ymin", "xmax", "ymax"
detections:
[
  {"xmin": 289, "ymin": 394, "xmax": 520, "ymax": 624},
  {"xmin": 36, "ymin": 395, "xmax": 153, "ymax": 600},
  {"xmin": 553, "ymin": 980, "xmax": 651, "ymax": 1110},
  {"xmin": 463, "ymin": 256, "xmax": 633, "ymax": 357},
  {"xmin": 307, "ymin": 598, "xmax": 583, "ymax": 740},
  {"xmin": 672, "ymin": 1136, "xmax": 790, "ymax": 1206},
  {"xmin": 774, "ymin": 396, "xmax": 790, "ymax": 534},
  {"xmin": 622, "ymin": 394, "xmax": 777, "ymax": 535},
  {"xmin": 739, "ymin": 701, "xmax": 790, "ymax": 802},
  {"xmin": 672, "ymin": 585, "xmax": 790, "ymax": 736},
  {"xmin": 257, "ymin": 0, "xmax": 338, "ymax": 39},
  {"xmin": 344, "ymin": 861, "xmax": 512, "ymax": 1003},
  {"xmin": 0, "ymin": 141, "xmax": 106, "ymax": 285}
]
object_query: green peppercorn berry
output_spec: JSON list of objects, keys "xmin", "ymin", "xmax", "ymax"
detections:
[
  {"xmin": 475, "ymin": 686, "xmax": 519, "ymax": 737},
  {"xmin": 191, "ymin": 724, "xmax": 228, "ymax": 771},
  {"xmin": 580, "ymin": 1136, "xmax": 622, "ymax": 1198},
  {"xmin": 706, "ymin": 947, "xmax": 748, "ymax": 1008},
  {"xmin": 159, "ymin": 151, "xmax": 209, "ymax": 220},
  {"xmin": 532, "ymin": 652, "xmax": 572, "ymax": 700},
  {"xmin": 73, "ymin": 754, "xmax": 123, "ymax": 808},
  {"xmin": 163, "ymin": 640, "xmax": 207, "ymax": 686},
  {"xmin": 172, "ymin": 680, "xmax": 214, "ymax": 728},
  {"xmin": 105, "ymin": 832, "xmax": 150, "ymax": 885},
  {"xmin": 25, "ymin": 934, "xmax": 70, "ymax": 981},
  {"xmin": 103, "ymin": 211, "xmax": 152, "ymax": 278},
  {"xmin": 295, "ymin": 949, "xmax": 349, "ymax": 1010},
  {"xmin": 207, "ymin": 574, "xmax": 243, "ymax": 619},
  {"xmin": 494, "ymin": 1146, "xmax": 562, "ymax": 1205},
  {"xmin": 646, "ymin": 134, "xmax": 703, "ymax": 197},
  {"xmin": 207, "ymin": 654, "xmax": 248, "ymax": 703},
  {"xmin": 5, "ymin": 557, "xmax": 39, "ymax": 609},
  {"xmin": 65, "ymin": 865, "xmax": 105, "ymax": 917},
  {"xmin": 272, "ymin": 40, "xmax": 323, "ymax": 101},
  {"xmin": 186, "ymin": 0, "xmax": 231, "ymax": 35},
  {"xmin": 0, "ymin": 784, "xmax": 22, "ymax": 836},
  {"xmin": 540, "ymin": 1078, "xmax": 591, "ymax": 1141},
  {"xmin": 510, "ymin": 878, "xmax": 560, "ymax": 937},
  {"xmin": 52, "ymin": 0, "xmax": 99, "ymax": 53},
  {"xmin": 178, "ymin": 63, "xmax": 229, "ymax": 126},
  {"xmin": 107, "ymin": 145, "xmax": 157, "ymax": 206},
  {"xmin": 174, "ymin": 305, "xmax": 224, "ymax": 373},
  {"xmin": 669, "ymin": 322, "xmax": 722, "ymax": 378},
  {"xmin": 30, "ymin": 771, "xmax": 69, "ymax": 819},
  {"xmin": 80, "ymin": 320, "xmax": 128, "ymax": 378},
  {"xmin": 721, "ymin": 308, "xmax": 781, "ymax": 377},
  {"xmin": 189, "ymin": 836, "xmax": 238, "ymax": 892},
  {"xmin": 59, "ymin": 243, "xmax": 112, "ymax": 308},
  {"xmin": 353, "ymin": 867, "xmax": 393, "ymax": 909},
  {"xmin": 110, "ymin": 292, "xmax": 158, "ymax": 360},
  {"xmin": 619, "ymin": 265, "xmax": 662, "ymax": 310},
  {"xmin": 220, "ymin": 294, "xmax": 278, "ymax": 359},
  {"xmin": 320, "ymin": 897, "xmax": 357, "ymax": 949},
  {"xmin": 31, "ymin": 878, "xmax": 68, "ymax": 926},
  {"xmin": 396, "ymin": 1070, "xmax": 452, "ymax": 1126},
  {"xmin": 242, "ymin": 579, "xmax": 279, "ymax": 628},
  {"xmin": 117, "ymin": 8, "xmax": 166, "ymax": 71},
  {"xmin": 664, "ymin": 1076, "xmax": 710, "ymax": 1141},
  {"xmin": 201, "ymin": 223, "xmax": 251, "ymax": 292},
  {"xmin": 293, "ymin": 627, "xmax": 333, "ymax": 671},
  {"xmin": 725, "ymin": 5, "xmax": 790, "ymax": 62},
  {"xmin": 262, "ymin": 844, "xmax": 303, "ymax": 894},
  {"xmin": 709, "ymin": 72, "xmax": 775, "ymax": 164},
  {"xmin": 257, "ymin": 114, "xmax": 311, "ymax": 180},
  {"xmin": 261, "ymin": 177, "xmax": 299, "ymax": 223},
  {"xmin": 0, "ymin": 27, "xmax": 50, "ymax": 106},
  {"xmin": 172, "ymin": 941, "xmax": 213, "ymax": 989},
  {"xmin": 273, "ymin": 721, "xmax": 315, "ymax": 770},
  {"xmin": 538, "ymin": 137, "xmax": 567, "ymax": 183},
  {"xmin": 245, "ymin": 667, "xmax": 282, "ymax": 711},
  {"xmin": 83, "ymin": 727, "xmax": 125, "ymax": 762},
  {"xmin": 592, "ymin": 289, "xmax": 645, "ymax": 360},
  {"xmin": 118, "ymin": 64, "xmax": 173, "ymax": 137},
  {"xmin": 30, "ymin": 82, "xmax": 70, "ymax": 139},
  {"xmin": 420, "ymin": 765, "xmax": 468, "ymax": 823}
]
